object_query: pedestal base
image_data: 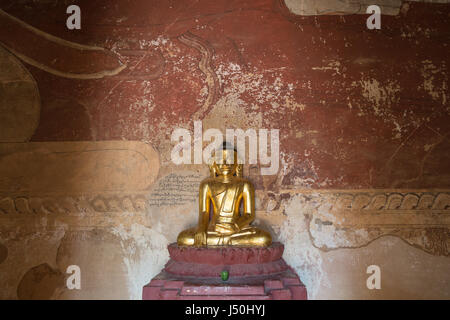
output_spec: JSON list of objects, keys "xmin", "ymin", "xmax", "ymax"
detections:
[{"xmin": 143, "ymin": 243, "xmax": 307, "ymax": 300}]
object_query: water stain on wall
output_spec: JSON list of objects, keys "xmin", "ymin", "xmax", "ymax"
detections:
[
  {"xmin": 0, "ymin": 242, "xmax": 7, "ymax": 265},
  {"xmin": 17, "ymin": 263, "xmax": 65, "ymax": 300},
  {"xmin": 0, "ymin": 45, "xmax": 40, "ymax": 142}
]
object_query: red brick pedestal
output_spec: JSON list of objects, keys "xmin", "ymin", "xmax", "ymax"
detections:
[{"xmin": 142, "ymin": 242, "xmax": 307, "ymax": 300}]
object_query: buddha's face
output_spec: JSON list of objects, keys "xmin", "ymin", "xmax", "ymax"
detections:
[{"xmin": 214, "ymin": 149, "xmax": 237, "ymax": 176}]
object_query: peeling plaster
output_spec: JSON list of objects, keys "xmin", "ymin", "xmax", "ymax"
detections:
[
  {"xmin": 279, "ymin": 194, "xmax": 328, "ymax": 299},
  {"xmin": 284, "ymin": 0, "xmax": 450, "ymax": 16},
  {"xmin": 111, "ymin": 224, "xmax": 169, "ymax": 300}
]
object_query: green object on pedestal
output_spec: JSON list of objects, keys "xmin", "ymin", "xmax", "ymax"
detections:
[{"xmin": 221, "ymin": 270, "xmax": 229, "ymax": 281}]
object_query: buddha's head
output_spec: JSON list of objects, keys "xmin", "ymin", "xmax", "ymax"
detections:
[{"xmin": 210, "ymin": 142, "xmax": 242, "ymax": 178}]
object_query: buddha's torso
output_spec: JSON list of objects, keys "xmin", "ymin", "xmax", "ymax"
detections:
[{"xmin": 204, "ymin": 177, "xmax": 246, "ymax": 232}]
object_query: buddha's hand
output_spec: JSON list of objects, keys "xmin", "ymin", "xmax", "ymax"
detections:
[
  {"xmin": 235, "ymin": 218, "xmax": 248, "ymax": 230},
  {"xmin": 194, "ymin": 230, "xmax": 207, "ymax": 246},
  {"xmin": 215, "ymin": 222, "xmax": 240, "ymax": 234},
  {"xmin": 232, "ymin": 222, "xmax": 241, "ymax": 232}
]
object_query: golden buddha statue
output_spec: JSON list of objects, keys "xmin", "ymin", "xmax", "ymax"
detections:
[{"xmin": 177, "ymin": 143, "xmax": 272, "ymax": 247}]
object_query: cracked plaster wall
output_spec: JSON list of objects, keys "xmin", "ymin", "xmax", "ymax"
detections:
[{"xmin": 0, "ymin": 0, "xmax": 449, "ymax": 299}]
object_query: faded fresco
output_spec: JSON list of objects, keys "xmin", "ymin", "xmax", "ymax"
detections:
[{"xmin": 0, "ymin": 0, "xmax": 449, "ymax": 299}]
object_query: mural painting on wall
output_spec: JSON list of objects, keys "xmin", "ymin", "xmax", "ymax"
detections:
[{"xmin": 0, "ymin": 0, "xmax": 449, "ymax": 300}]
